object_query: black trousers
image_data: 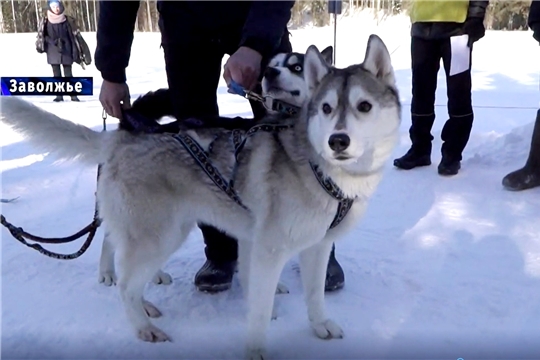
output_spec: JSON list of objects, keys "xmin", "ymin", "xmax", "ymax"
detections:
[
  {"xmin": 161, "ymin": 32, "xmax": 292, "ymax": 263},
  {"xmin": 410, "ymin": 36, "xmax": 474, "ymax": 161},
  {"xmin": 51, "ymin": 64, "xmax": 73, "ymax": 78}
]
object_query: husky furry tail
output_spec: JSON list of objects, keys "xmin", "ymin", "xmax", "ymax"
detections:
[{"xmin": 0, "ymin": 97, "xmax": 105, "ymax": 165}]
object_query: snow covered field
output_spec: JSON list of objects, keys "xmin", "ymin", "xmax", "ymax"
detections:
[{"xmin": 1, "ymin": 14, "xmax": 540, "ymax": 359}]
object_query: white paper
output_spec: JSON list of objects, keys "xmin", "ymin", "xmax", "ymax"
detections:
[{"xmin": 449, "ymin": 34, "xmax": 471, "ymax": 76}]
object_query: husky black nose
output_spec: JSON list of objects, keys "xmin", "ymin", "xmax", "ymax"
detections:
[
  {"xmin": 328, "ymin": 133, "xmax": 350, "ymax": 152},
  {"xmin": 264, "ymin": 67, "xmax": 281, "ymax": 81}
]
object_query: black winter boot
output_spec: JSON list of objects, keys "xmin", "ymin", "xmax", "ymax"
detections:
[
  {"xmin": 394, "ymin": 114, "xmax": 434, "ymax": 170},
  {"xmin": 194, "ymin": 225, "xmax": 238, "ymax": 293},
  {"xmin": 325, "ymin": 244, "xmax": 344, "ymax": 292},
  {"xmin": 438, "ymin": 157, "xmax": 461, "ymax": 176},
  {"xmin": 502, "ymin": 110, "xmax": 540, "ymax": 191},
  {"xmin": 194, "ymin": 260, "xmax": 236, "ymax": 293},
  {"xmin": 394, "ymin": 147, "xmax": 432, "ymax": 170},
  {"xmin": 53, "ymin": 95, "xmax": 63, "ymax": 102}
]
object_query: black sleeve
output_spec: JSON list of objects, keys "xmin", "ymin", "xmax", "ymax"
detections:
[
  {"xmin": 95, "ymin": 1, "xmax": 140, "ymax": 83},
  {"xmin": 529, "ymin": 0, "xmax": 540, "ymax": 30},
  {"xmin": 238, "ymin": 0, "xmax": 295, "ymax": 59},
  {"xmin": 467, "ymin": 1, "xmax": 489, "ymax": 19}
]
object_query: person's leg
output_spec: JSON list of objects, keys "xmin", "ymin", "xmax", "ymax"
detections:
[
  {"xmin": 51, "ymin": 64, "xmax": 63, "ymax": 102},
  {"xmin": 502, "ymin": 109, "xmax": 540, "ymax": 190},
  {"xmin": 394, "ymin": 37, "xmax": 442, "ymax": 170},
  {"xmin": 62, "ymin": 64, "xmax": 80, "ymax": 102},
  {"xmin": 161, "ymin": 38, "xmax": 239, "ymax": 292},
  {"xmin": 439, "ymin": 38, "xmax": 474, "ymax": 175}
]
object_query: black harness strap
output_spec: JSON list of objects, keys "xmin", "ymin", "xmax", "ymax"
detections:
[
  {"xmin": 232, "ymin": 123, "xmax": 294, "ymax": 159},
  {"xmin": 174, "ymin": 123, "xmax": 355, "ymax": 230},
  {"xmin": 309, "ymin": 162, "xmax": 355, "ymax": 229},
  {"xmin": 172, "ymin": 133, "xmax": 249, "ymax": 210}
]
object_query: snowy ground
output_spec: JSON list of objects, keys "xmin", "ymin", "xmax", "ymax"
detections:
[{"xmin": 2, "ymin": 14, "xmax": 540, "ymax": 359}]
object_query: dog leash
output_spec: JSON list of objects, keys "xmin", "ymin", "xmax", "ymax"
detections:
[
  {"xmin": 229, "ymin": 80, "xmax": 300, "ymax": 116},
  {"xmin": 0, "ymin": 112, "xmax": 107, "ymax": 260}
]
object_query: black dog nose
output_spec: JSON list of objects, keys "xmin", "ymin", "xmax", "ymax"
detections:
[
  {"xmin": 328, "ymin": 133, "xmax": 350, "ymax": 152},
  {"xmin": 264, "ymin": 67, "xmax": 281, "ymax": 81}
]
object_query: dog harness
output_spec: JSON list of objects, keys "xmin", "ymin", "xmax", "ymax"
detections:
[{"xmin": 172, "ymin": 124, "xmax": 355, "ymax": 230}]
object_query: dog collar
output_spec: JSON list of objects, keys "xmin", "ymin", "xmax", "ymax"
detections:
[
  {"xmin": 268, "ymin": 98, "xmax": 300, "ymax": 116},
  {"xmin": 229, "ymin": 80, "xmax": 300, "ymax": 117}
]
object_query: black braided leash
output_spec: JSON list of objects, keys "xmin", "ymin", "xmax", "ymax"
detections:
[{"xmin": 0, "ymin": 110, "xmax": 107, "ymax": 260}]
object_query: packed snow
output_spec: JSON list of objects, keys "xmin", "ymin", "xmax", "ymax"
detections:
[{"xmin": 1, "ymin": 13, "xmax": 540, "ymax": 359}]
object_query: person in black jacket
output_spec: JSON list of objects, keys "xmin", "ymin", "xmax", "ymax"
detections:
[
  {"xmin": 394, "ymin": 0, "xmax": 489, "ymax": 176},
  {"xmin": 502, "ymin": 0, "xmax": 540, "ymax": 191},
  {"xmin": 94, "ymin": 1, "xmax": 345, "ymax": 294},
  {"xmin": 36, "ymin": 0, "xmax": 81, "ymax": 102}
]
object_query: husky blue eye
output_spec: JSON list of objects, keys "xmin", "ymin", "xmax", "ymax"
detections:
[
  {"xmin": 290, "ymin": 65, "xmax": 302, "ymax": 73},
  {"xmin": 357, "ymin": 101, "xmax": 372, "ymax": 113},
  {"xmin": 322, "ymin": 103, "xmax": 332, "ymax": 114}
]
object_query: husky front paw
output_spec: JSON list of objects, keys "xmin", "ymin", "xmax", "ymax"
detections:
[
  {"xmin": 311, "ymin": 319, "xmax": 344, "ymax": 339},
  {"xmin": 137, "ymin": 324, "xmax": 171, "ymax": 342},
  {"xmin": 152, "ymin": 270, "xmax": 172, "ymax": 285},
  {"xmin": 245, "ymin": 347, "xmax": 267, "ymax": 360},
  {"xmin": 98, "ymin": 271, "xmax": 117, "ymax": 286}
]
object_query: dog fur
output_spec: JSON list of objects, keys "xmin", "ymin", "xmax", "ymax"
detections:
[{"xmin": 0, "ymin": 36, "xmax": 400, "ymax": 359}]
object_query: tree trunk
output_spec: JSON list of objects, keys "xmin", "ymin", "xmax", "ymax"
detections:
[
  {"xmin": 34, "ymin": 0, "xmax": 40, "ymax": 31},
  {"xmin": 0, "ymin": 3, "xmax": 4, "ymax": 33},
  {"xmin": 146, "ymin": 0, "xmax": 152, "ymax": 31},
  {"xmin": 11, "ymin": 0, "xmax": 16, "ymax": 33},
  {"xmin": 92, "ymin": 0, "xmax": 97, "ymax": 30},
  {"xmin": 85, "ymin": 0, "xmax": 91, "ymax": 31}
]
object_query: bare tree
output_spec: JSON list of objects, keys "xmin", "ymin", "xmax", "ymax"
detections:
[
  {"xmin": 33, "ymin": 0, "xmax": 40, "ymax": 30},
  {"xmin": 0, "ymin": 3, "xmax": 4, "ymax": 33},
  {"xmin": 85, "ymin": 0, "xmax": 91, "ymax": 31},
  {"xmin": 145, "ymin": 0, "xmax": 152, "ymax": 31},
  {"xmin": 93, "ymin": 0, "xmax": 97, "ymax": 31},
  {"xmin": 10, "ymin": 0, "xmax": 16, "ymax": 32}
]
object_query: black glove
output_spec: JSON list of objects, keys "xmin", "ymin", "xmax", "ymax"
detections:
[{"xmin": 463, "ymin": 17, "xmax": 485, "ymax": 46}]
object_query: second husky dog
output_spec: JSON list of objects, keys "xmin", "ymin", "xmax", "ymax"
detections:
[{"xmin": 0, "ymin": 35, "xmax": 400, "ymax": 359}]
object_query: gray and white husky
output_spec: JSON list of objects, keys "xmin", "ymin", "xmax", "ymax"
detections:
[{"xmin": 0, "ymin": 35, "xmax": 401, "ymax": 359}]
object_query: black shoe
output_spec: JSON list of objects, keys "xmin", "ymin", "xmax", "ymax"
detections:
[
  {"xmin": 194, "ymin": 259, "xmax": 236, "ymax": 293},
  {"xmin": 393, "ymin": 148, "xmax": 431, "ymax": 170},
  {"xmin": 53, "ymin": 96, "xmax": 63, "ymax": 102},
  {"xmin": 502, "ymin": 167, "xmax": 540, "ymax": 191},
  {"xmin": 325, "ymin": 246, "xmax": 344, "ymax": 292},
  {"xmin": 71, "ymin": 96, "xmax": 80, "ymax": 102},
  {"xmin": 438, "ymin": 158, "xmax": 461, "ymax": 176}
]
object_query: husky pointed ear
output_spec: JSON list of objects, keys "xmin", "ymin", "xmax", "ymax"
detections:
[
  {"xmin": 305, "ymin": 45, "xmax": 331, "ymax": 94},
  {"xmin": 320, "ymin": 46, "xmax": 334, "ymax": 65},
  {"xmin": 362, "ymin": 35, "xmax": 395, "ymax": 87}
]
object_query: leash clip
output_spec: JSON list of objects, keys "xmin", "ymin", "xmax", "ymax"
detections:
[{"xmin": 229, "ymin": 80, "xmax": 264, "ymax": 102}]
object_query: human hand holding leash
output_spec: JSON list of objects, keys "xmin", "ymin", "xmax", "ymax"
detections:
[
  {"xmin": 99, "ymin": 80, "xmax": 131, "ymax": 119},
  {"xmin": 223, "ymin": 46, "xmax": 262, "ymax": 93}
]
